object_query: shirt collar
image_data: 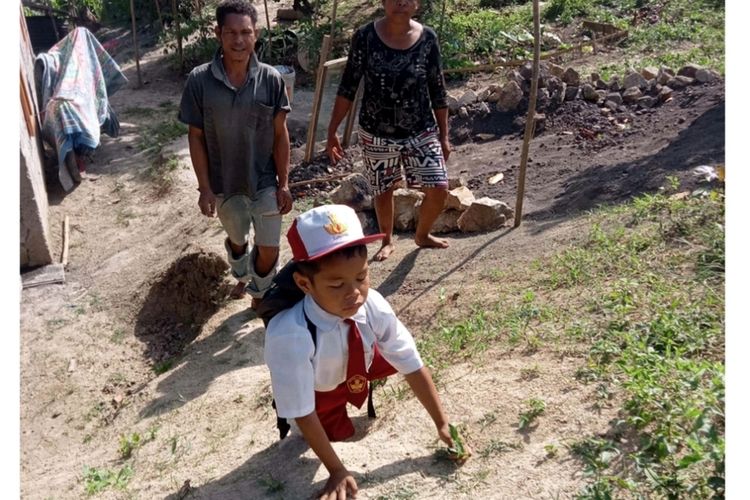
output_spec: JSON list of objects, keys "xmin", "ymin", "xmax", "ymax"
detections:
[
  {"xmin": 210, "ymin": 48, "xmax": 260, "ymax": 90},
  {"xmin": 303, "ymin": 294, "xmax": 367, "ymax": 332}
]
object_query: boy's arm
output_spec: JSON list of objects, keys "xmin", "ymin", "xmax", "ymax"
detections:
[
  {"xmin": 295, "ymin": 412, "xmax": 358, "ymax": 499},
  {"xmin": 404, "ymin": 366, "xmax": 453, "ymax": 447}
]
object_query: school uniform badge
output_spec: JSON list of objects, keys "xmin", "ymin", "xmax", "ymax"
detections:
[{"xmin": 347, "ymin": 374, "xmax": 367, "ymax": 393}]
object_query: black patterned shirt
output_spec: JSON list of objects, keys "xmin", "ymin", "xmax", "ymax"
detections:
[{"xmin": 337, "ymin": 22, "xmax": 448, "ymax": 139}]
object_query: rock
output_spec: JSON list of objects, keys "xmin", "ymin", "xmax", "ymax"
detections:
[
  {"xmin": 447, "ymin": 95, "xmax": 460, "ymax": 114},
  {"xmin": 446, "ymin": 186, "xmax": 476, "ymax": 211},
  {"xmin": 582, "ymin": 84, "xmax": 599, "ymax": 102},
  {"xmin": 519, "ymin": 62, "xmax": 534, "ymax": 80},
  {"xmin": 547, "ymin": 77, "xmax": 566, "ymax": 104},
  {"xmin": 486, "ymin": 90, "xmax": 502, "ymax": 103},
  {"xmin": 458, "ymin": 106, "xmax": 469, "ymax": 119},
  {"xmin": 329, "ymin": 174, "xmax": 373, "ymax": 211},
  {"xmin": 356, "ymin": 210, "xmax": 379, "ymax": 234},
  {"xmin": 678, "ymin": 64, "xmax": 703, "ymax": 78},
  {"xmin": 595, "ymin": 90, "xmax": 608, "ymax": 101},
  {"xmin": 608, "ymin": 75, "xmax": 621, "ymax": 92},
  {"xmin": 590, "ymin": 72, "xmax": 601, "ymax": 83},
  {"xmin": 562, "ymin": 67, "xmax": 580, "ymax": 86},
  {"xmin": 507, "ymin": 70, "xmax": 525, "ymax": 88},
  {"xmin": 604, "ymin": 100, "xmax": 619, "ymax": 111},
  {"xmin": 623, "ymin": 71, "xmax": 648, "ymax": 90},
  {"xmin": 512, "ymin": 115, "xmax": 526, "ymax": 129},
  {"xmin": 658, "ymin": 86, "xmax": 673, "ymax": 101},
  {"xmin": 668, "ymin": 76, "xmax": 694, "ymax": 89},
  {"xmin": 393, "ymin": 189, "xmax": 424, "ymax": 231},
  {"xmin": 478, "ymin": 102, "xmax": 491, "ymax": 115},
  {"xmin": 542, "ymin": 31, "xmax": 563, "ymax": 48},
  {"xmin": 600, "ymin": 107, "xmax": 611, "ymax": 116},
  {"xmin": 459, "ymin": 90, "xmax": 478, "ymax": 106},
  {"xmin": 564, "ymin": 85, "xmax": 580, "ymax": 101},
  {"xmin": 606, "ymin": 92, "xmax": 623, "ymax": 105},
  {"xmin": 641, "ymin": 66, "xmax": 659, "ymax": 80},
  {"xmin": 448, "ymin": 173, "xmax": 468, "ymax": 189},
  {"xmin": 478, "ymin": 87, "xmax": 493, "ymax": 102},
  {"xmin": 497, "ymin": 81, "xmax": 524, "ymax": 112},
  {"xmin": 656, "ymin": 67, "xmax": 674, "ymax": 85},
  {"xmin": 637, "ymin": 96, "xmax": 656, "ymax": 108},
  {"xmin": 457, "ymin": 198, "xmax": 513, "ymax": 233},
  {"xmin": 595, "ymin": 78, "xmax": 609, "ymax": 90},
  {"xmin": 622, "ymin": 86, "xmax": 643, "ymax": 103},
  {"xmin": 430, "ymin": 209, "xmax": 462, "ymax": 234},
  {"xmin": 534, "ymin": 113, "xmax": 546, "ymax": 133},
  {"xmin": 695, "ymin": 68, "xmax": 715, "ymax": 83},
  {"xmin": 549, "ymin": 63, "xmax": 565, "ymax": 78}
]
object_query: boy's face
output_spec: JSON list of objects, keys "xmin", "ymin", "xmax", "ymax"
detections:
[{"xmin": 293, "ymin": 251, "xmax": 370, "ymax": 318}]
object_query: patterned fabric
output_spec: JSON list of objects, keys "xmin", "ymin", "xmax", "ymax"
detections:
[
  {"xmin": 337, "ymin": 22, "xmax": 448, "ymax": 139},
  {"xmin": 35, "ymin": 27, "xmax": 127, "ymax": 191},
  {"xmin": 360, "ymin": 127, "xmax": 448, "ymax": 195}
]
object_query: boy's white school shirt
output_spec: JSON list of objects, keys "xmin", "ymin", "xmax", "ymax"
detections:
[{"xmin": 264, "ymin": 289, "xmax": 424, "ymax": 419}]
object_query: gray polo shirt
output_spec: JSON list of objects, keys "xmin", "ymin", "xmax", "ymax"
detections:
[{"xmin": 178, "ymin": 50, "xmax": 291, "ymax": 197}]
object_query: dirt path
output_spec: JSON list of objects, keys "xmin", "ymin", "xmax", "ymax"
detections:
[{"xmin": 20, "ymin": 23, "xmax": 725, "ymax": 499}]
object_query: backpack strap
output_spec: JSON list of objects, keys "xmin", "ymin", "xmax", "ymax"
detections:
[{"xmin": 275, "ymin": 306, "xmax": 317, "ymax": 439}]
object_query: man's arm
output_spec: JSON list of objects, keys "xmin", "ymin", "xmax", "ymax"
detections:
[
  {"xmin": 273, "ymin": 111, "xmax": 293, "ymax": 215},
  {"xmin": 434, "ymin": 107, "xmax": 451, "ymax": 162},
  {"xmin": 326, "ymin": 96, "xmax": 354, "ymax": 165},
  {"xmin": 187, "ymin": 125, "xmax": 217, "ymax": 217},
  {"xmin": 404, "ymin": 366, "xmax": 453, "ymax": 447},
  {"xmin": 296, "ymin": 412, "xmax": 358, "ymax": 499}
]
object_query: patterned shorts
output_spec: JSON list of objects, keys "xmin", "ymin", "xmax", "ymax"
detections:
[{"xmin": 360, "ymin": 128, "xmax": 448, "ymax": 195}]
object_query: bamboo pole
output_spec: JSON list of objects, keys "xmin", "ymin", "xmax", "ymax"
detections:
[
  {"xmin": 304, "ymin": 34, "xmax": 332, "ymax": 162},
  {"xmin": 329, "ymin": 0, "xmax": 339, "ymax": 38},
  {"xmin": 172, "ymin": 0, "xmax": 183, "ymax": 71},
  {"xmin": 263, "ymin": 0, "xmax": 273, "ymax": 60},
  {"xmin": 61, "ymin": 216, "xmax": 70, "ymax": 267},
  {"xmin": 129, "ymin": 0, "xmax": 143, "ymax": 87},
  {"xmin": 514, "ymin": 0, "xmax": 540, "ymax": 228}
]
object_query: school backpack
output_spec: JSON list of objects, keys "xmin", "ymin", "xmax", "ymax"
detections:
[{"xmin": 257, "ymin": 260, "xmax": 379, "ymax": 439}]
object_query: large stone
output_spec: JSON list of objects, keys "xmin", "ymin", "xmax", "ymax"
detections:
[
  {"xmin": 447, "ymin": 95, "xmax": 460, "ymax": 114},
  {"xmin": 478, "ymin": 102, "xmax": 491, "ymax": 115},
  {"xmin": 658, "ymin": 86, "xmax": 673, "ymax": 101},
  {"xmin": 457, "ymin": 198, "xmax": 513, "ymax": 233},
  {"xmin": 668, "ymin": 76, "xmax": 694, "ymax": 89},
  {"xmin": 356, "ymin": 210, "xmax": 379, "ymax": 234},
  {"xmin": 622, "ymin": 86, "xmax": 643, "ymax": 103},
  {"xmin": 329, "ymin": 173, "xmax": 373, "ymax": 211},
  {"xmin": 606, "ymin": 92, "xmax": 623, "ymax": 105},
  {"xmin": 478, "ymin": 87, "xmax": 493, "ymax": 102},
  {"xmin": 582, "ymin": 84, "xmax": 599, "ymax": 102},
  {"xmin": 594, "ymin": 78, "xmax": 609, "ymax": 90},
  {"xmin": 641, "ymin": 66, "xmax": 659, "ymax": 80},
  {"xmin": 507, "ymin": 70, "xmax": 525, "ymax": 88},
  {"xmin": 562, "ymin": 67, "xmax": 581, "ymax": 86},
  {"xmin": 497, "ymin": 80, "xmax": 524, "ymax": 112},
  {"xmin": 623, "ymin": 71, "xmax": 648, "ymax": 90},
  {"xmin": 458, "ymin": 106, "xmax": 470, "ymax": 119},
  {"xmin": 549, "ymin": 63, "xmax": 565, "ymax": 78},
  {"xmin": 459, "ymin": 90, "xmax": 478, "ymax": 106},
  {"xmin": 565, "ymin": 85, "xmax": 580, "ymax": 101},
  {"xmin": 608, "ymin": 75, "xmax": 621, "ymax": 92},
  {"xmin": 677, "ymin": 64, "xmax": 703, "ymax": 78},
  {"xmin": 448, "ymin": 173, "xmax": 468, "ymax": 190},
  {"xmin": 547, "ymin": 77, "xmax": 567, "ymax": 104},
  {"xmin": 393, "ymin": 189, "xmax": 424, "ymax": 231},
  {"xmin": 446, "ymin": 186, "xmax": 476, "ymax": 211},
  {"xmin": 519, "ymin": 62, "xmax": 534, "ymax": 80},
  {"xmin": 695, "ymin": 68, "xmax": 715, "ymax": 83},
  {"xmin": 637, "ymin": 96, "xmax": 656, "ymax": 108},
  {"xmin": 429, "ymin": 209, "xmax": 462, "ymax": 234},
  {"xmin": 656, "ymin": 67, "xmax": 674, "ymax": 85}
]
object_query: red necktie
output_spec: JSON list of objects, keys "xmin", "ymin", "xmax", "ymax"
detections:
[{"xmin": 344, "ymin": 319, "xmax": 368, "ymax": 408}]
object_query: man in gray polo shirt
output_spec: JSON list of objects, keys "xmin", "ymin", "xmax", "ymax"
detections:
[{"xmin": 179, "ymin": 0, "xmax": 293, "ymax": 304}]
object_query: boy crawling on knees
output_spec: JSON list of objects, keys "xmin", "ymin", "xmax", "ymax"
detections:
[{"xmin": 264, "ymin": 205, "xmax": 458, "ymax": 499}]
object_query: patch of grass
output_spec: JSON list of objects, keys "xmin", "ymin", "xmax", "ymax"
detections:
[
  {"xmin": 122, "ymin": 106, "xmax": 158, "ymax": 118},
  {"xmin": 111, "ymin": 327, "xmax": 127, "ymax": 344},
  {"xmin": 147, "ymin": 153, "xmax": 182, "ymax": 197},
  {"xmin": 118, "ymin": 433, "xmax": 142, "ymax": 460},
  {"xmin": 545, "ymin": 443, "xmax": 559, "ymax": 458},
  {"xmin": 518, "ymin": 398, "xmax": 546, "ymax": 430},
  {"xmin": 519, "ymin": 365, "xmax": 540, "ymax": 381},
  {"xmin": 115, "ymin": 208, "xmax": 137, "ymax": 227},
  {"xmin": 479, "ymin": 439, "xmax": 521, "ymax": 458},
  {"xmin": 375, "ymin": 485, "xmax": 418, "ymax": 500},
  {"xmin": 138, "ymin": 118, "xmax": 188, "ymax": 155},
  {"xmin": 153, "ymin": 359, "xmax": 175, "ymax": 375},
  {"xmin": 258, "ymin": 474, "xmax": 285, "ymax": 494},
  {"xmin": 477, "ymin": 410, "xmax": 497, "ymax": 429},
  {"xmin": 82, "ymin": 464, "xmax": 133, "ymax": 495}
]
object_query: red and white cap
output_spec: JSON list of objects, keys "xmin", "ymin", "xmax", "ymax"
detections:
[{"xmin": 287, "ymin": 204, "xmax": 384, "ymax": 262}]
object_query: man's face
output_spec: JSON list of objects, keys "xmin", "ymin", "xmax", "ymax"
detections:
[
  {"xmin": 215, "ymin": 13, "xmax": 256, "ymax": 63},
  {"xmin": 294, "ymin": 251, "xmax": 371, "ymax": 319}
]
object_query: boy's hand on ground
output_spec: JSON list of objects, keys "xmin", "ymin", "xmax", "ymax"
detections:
[
  {"xmin": 319, "ymin": 468, "xmax": 357, "ymax": 499},
  {"xmin": 198, "ymin": 189, "xmax": 217, "ymax": 217},
  {"xmin": 327, "ymin": 134, "xmax": 344, "ymax": 165},
  {"xmin": 437, "ymin": 422, "xmax": 453, "ymax": 447},
  {"xmin": 276, "ymin": 186, "xmax": 293, "ymax": 215}
]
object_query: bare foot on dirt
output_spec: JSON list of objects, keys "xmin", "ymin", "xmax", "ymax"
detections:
[
  {"xmin": 415, "ymin": 234, "xmax": 450, "ymax": 249},
  {"xmin": 251, "ymin": 297, "xmax": 261, "ymax": 310},
  {"xmin": 374, "ymin": 243, "xmax": 396, "ymax": 261},
  {"xmin": 230, "ymin": 281, "xmax": 247, "ymax": 299}
]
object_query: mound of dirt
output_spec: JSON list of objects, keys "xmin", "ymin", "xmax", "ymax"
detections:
[{"xmin": 135, "ymin": 252, "xmax": 232, "ymax": 363}]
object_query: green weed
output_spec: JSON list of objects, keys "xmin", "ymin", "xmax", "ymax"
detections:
[
  {"xmin": 82, "ymin": 464, "xmax": 133, "ymax": 494},
  {"xmin": 118, "ymin": 432, "xmax": 142, "ymax": 460},
  {"xmin": 258, "ymin": 474, "xmax": 284, "ymax": 493},
  {"xmin": 479, "ymin": 439, "xmax": 521, "ymax": 458},
  {"xmin": 518, "ymin": 398, "xmax": 546, "ymax": 430},
  {"xmin": 153, "ymin": 359, "xmax": 174, "ymax": 375}
]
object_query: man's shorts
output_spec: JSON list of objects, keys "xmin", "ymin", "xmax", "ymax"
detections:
[
  {"xmin": 360, "ymin": 127, "xmax": 449, "ymax": 195},
  {"xmin": 217, "ymin": 187, "xmax": 282, "ymax": 247}
]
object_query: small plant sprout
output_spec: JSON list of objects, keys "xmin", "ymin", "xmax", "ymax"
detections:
[
  {"xmin": 545, "ymin": 443, "xmax": 559, "ymax": 458},
  {"xmin": 518, "ymin": 398, "xmax": 546, "ymax": 430},
  {"xmin": 118, "ymin": 433, "xmax": 142, "ymax": 460},
  {"xmin": 259, "ymin": 474, "xmax": 284, "ymax": 493},
  {"xmin": 446, "ymin": 423, "xmax": 471, "ymax": 462}
]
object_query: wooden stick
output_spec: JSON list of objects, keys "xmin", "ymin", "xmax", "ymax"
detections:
[
  {"xmin": 514, "ymin": 0, "xmax": 540, "ymax": 228},
  {"xmin": 329, "ymin": 0, "xmax": 339, "ymax": 38},
  {"xmin": 61, "ymin": 215, "xmax": 70, "ymax": 266},
  {"xmin": 172, "ymin": 0, "xmax": 183, "ymax": 71},
  {"xmin": 263, "ymin": 0, "xmax": 273, "ymax": 59},
  {"xmin": 304, "ymin": 34, "xmax": 332, "ymax": 162},
  {"xmin": 129, "ymin": 0, "xmax": 143, "ymax": 87},
  {"xmin": 154, "ymin": 0, "xmax": 163, "ymax": 28},
  {"xmin": 289, "ymin": 173, "xmax": 350, "ymax": 188},
  {"xmin": 342, "ymin": 82, "xmax": 362, "ymax": 148}
]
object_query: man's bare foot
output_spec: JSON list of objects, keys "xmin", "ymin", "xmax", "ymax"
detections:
[
  {"xmin": 415, "ymin": 234, "xmax": 449, "ymax": 249},
  {"xmin": 230, "ymin": 281, "xmax": 247, "ymax": 299},
  {"xmin": 373, "ymin": 242, "xmax": 395, "ymax": 261},
  {"xmin": 251, "ymin": 297, "xmax": 261, "ymax": 310}
]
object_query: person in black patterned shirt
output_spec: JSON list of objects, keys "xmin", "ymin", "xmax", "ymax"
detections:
[{"xmin": 327, "ymin": 0, "xmax": 451, "ymax": 262}]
